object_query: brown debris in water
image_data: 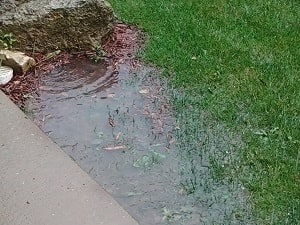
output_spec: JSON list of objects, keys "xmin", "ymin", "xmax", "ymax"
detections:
[
  {"xmin": 103, "ymin": 145, "xmax": 127, "ymax": 151},
  {"xmin": 0, "ymin": 23, "xmax": 142, "ymax": 107},
  {"xmin": 0, "ymin": 52, "xmax": 72, "ymax": 107}
]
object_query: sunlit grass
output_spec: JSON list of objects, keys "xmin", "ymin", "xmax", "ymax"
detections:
[{"xmin": 109, "ymin": 0, "xmax": 300, "ymax": 223}]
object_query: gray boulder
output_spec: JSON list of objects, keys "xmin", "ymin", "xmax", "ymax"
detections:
[
  {"xmin": 0, "ymin": 0, "xmax": 115, "ymax": 52},
  {"xmin": 0, "ymin": 1, "xmax": 31, "ymax": 15}
]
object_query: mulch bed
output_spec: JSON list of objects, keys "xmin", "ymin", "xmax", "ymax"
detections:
[{"xmin": 0, "ymin": 23, "xmax": 143, "ymax": 107}]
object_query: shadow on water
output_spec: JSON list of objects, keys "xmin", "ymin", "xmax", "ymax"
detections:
[{"xmin": 26, "ymin": 57, "xmax": 253, "ymax": 224}]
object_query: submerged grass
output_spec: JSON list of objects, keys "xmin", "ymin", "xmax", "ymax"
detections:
[{"xmin": 109, "ymin": 0, "xmax": 300, "ymax": 224}]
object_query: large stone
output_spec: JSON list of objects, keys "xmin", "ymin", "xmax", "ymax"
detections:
[
  {"xmin": 0, "ymin": 1, "xmax": 31, "ymax": 15},
  {"xmin": 0, "ymin": 0, "xmax": 115, "ymax": 52},
  {"xmin": 0, "ymin": 49, "xmax": 36, "ymax": 74}
]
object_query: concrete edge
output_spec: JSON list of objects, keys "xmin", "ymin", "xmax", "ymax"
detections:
[{"xmin": 0, "ymin": 90, "xmax": 139, "ymax": 225}]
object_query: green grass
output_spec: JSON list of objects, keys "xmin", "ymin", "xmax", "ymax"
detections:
[{"xmin": 109, "ymin": 0, "xmax": 300, "ymax": 224}]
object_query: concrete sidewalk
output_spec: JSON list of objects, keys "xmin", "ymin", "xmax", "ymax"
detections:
[{"xmin": 0, "ymin": 91, "xmax": 138, "ymax": 225}]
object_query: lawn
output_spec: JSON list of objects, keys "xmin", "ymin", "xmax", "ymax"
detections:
[{"xmin": 109, "ymin": 0, "xmax": 299, "ymax": 224}]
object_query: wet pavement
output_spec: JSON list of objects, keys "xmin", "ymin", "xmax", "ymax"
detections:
[{"xmin": 0, "ymin": 90, "xmax": 138, "ymax": 225}]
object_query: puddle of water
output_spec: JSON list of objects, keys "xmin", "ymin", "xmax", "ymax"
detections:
[
  {"xmin": 26, "ymin": 57, "xmax": 253, "ymax": 224},
  {"xmin": 26, "ymin": 58, "xmax": 202, "ymax": 224}
]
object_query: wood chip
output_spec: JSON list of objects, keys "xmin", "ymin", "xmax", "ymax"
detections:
[
  {"xmin": 103, "ymin": 145, "xmax": 127, "ymax": 151},
  {"xmin": 139, "ymin": 89, "xmax": 149, "ymax": 94},
  {"xmin": 115, "ymin": 132, "xmax": 122, "ymax": 141}
]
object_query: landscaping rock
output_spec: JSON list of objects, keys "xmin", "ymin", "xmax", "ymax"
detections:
[
  {"xmin": 0, "ymin": 0, "xmax": 115, "ymax": 52},
  {"xmin": 0, "ymin": 1, "xmax": 31, "ymax": 14},
  {"xmin": 0, "ymin": 50, "xmax": 36, "ymax": 74}
]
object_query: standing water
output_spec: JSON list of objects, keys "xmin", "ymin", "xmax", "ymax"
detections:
[
  {"xmin": 26, "ymin": 57, "xmax": 203, "ymax": 224},
  {"xmin": 25, "ymin": 24, "xmax": 253, "ymax": 225}
]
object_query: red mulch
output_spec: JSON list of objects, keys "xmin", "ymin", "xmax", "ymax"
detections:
[
  {"xmin": 0, "ymin": 23, "xmax": 143, "ymax": 107},
  {"xmin": 103, "ymin": 23, "xmax": 142, "ymax": 68}
]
